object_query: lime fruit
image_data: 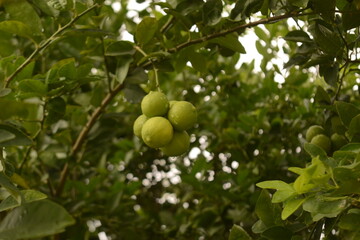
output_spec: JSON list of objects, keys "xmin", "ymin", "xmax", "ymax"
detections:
[
  {"xmin": 161, "ymin": 131, "xmax": 190, "ymax": 156},
  {"xmin": 141, "ymin": 117, "xmax": 173, "ymax": 148},
  {"xmin": 331, "ymin": 133, "xmax": 347, "ymax": 150},
  {"xmin": 141, "ymin": 91, "xmax": 169, "ymax": 117},
  {"xmin": 306, "ymin": 125, "xmax": 325, "ymax": 142},
  {"xmin": 169, "ymin": 100, "xmax": 178, "ymax": 108},
  {"xmin": 133, "ymin": 114, "xmax": 148, "ymax": 138},
  {"xmin": 168, "ymin": 101, "xmax": 197, "ymax": 131},
  {"xmin": 310, "ymin": 134, "xmax": 331, "ymax": 153}
]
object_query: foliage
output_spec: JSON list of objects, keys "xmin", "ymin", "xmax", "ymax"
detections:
[{"xmin": 0, "ymin": 0, "xmax": 359, "ymax": 239}]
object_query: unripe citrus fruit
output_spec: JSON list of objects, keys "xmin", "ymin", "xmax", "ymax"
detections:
[
  {"xmin": 141, "ymin": 91, "xmax": 169, "ymax": 117},
  {"xmin": 161, "ymin": 131, "xmax": 190, "ymax": 156},
  {"xmin": 306, "ymin": 125, "xmax": 325, "ymax": 142},
  {"xmin": 169, "ymin": 100, "xmax": 178, "ymax": 108},
  {"xmin": 331, "ymin": 133, "xmax": 347, "ymax": 150},
  {"xmin": 168, "ymin": 101, "xmax": 197, "ymax": 131},
  {"xmin": 133, "ymin": 114, "xmax": 148, "ymax": 138},
  {"xmin": 141, "ymin": 117, "xmax": 173, "ymax": 148},
  {"xmin": 310, "ymin": 134, "xmax": 331, "ymax": 153}
]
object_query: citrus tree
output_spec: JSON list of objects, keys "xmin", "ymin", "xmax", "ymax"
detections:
[{"xmin": 0, "ymin": 0, "xmax": 360, "ymax": 239}]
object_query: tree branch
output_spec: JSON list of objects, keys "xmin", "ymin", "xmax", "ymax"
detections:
[
  {"xmin": 167, "ymin": 11, "xmax": 308, "ymax": 53},
  {"xmin": 4, "ymin": 4, "xmax": 99, "ymax": 88},
  {"xmin": 55, "ymin": 81, "xmax": 125, "ymax": 197}
]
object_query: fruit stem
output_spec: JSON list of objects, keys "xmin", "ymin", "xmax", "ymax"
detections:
[
  {"xmin": 134, "ymin": 46, "xmax": 161, "ymax": 91},
  {"xmin": 154, "ymin": 67, "xmax": 160, "ymax": 91}
]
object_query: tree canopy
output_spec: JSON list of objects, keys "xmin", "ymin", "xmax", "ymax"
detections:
[{"xmin": 0, "ymin": 0, "xmax": 360, "ymax": 239}]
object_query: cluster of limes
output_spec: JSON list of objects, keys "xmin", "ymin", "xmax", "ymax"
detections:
[
  {"xmin": 305, "ymin": 125, "xmax": 348, "ymax": 154},
  {"xmin": 133, "ymin": 91, "xmax": 197, "ymax": 156}
]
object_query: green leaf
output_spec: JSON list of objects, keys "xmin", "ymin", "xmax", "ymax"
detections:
[
  {"xmin": 58, "ymin": 60, "xmax": 77, "ymax": 80},
  {"xmin": 209, "ymin": 33, "xmax": 246, "ymax": 53},
  {"xmin": 342, "ymin": 3, "xmax": 360, "ymax": 30},
  {"xmin": 333, "ymin": 161, "xmax": 360, "ymax": 182},
  {"xmin": 45, "ymin": 97, "xmax": 66, "ymax": 125},
  {"xmin": 0, "ymin": 21, "xmax": 33, "ymax": 40},
  {"xmin": 0, "ymin": 124, "xmax": 32, "ymax": 147},
  {"xmin": 116, "ymin": 58, "xmax": 132, "ymax": 84},
  {"xmin": 175, "ymin": 0, "xmax": 204, "ymax": 15},
  {"xmin": 303, "ymin": 142, "xmax": 327, "ymax": 160},
  {"xmin": 105, "ymin": 41, "xmax": 135, "ymax": 56},
  {"xmin": 255, "ymin": 190, "xmax": 282, "ymax": 227},
  {"xmin": 339, "ymin": 211, "xmax": 360, "ymax": 230},
  {"xmin": 137, "ymin": 51, "xmax": 170, "ymax": 66},
  {"xmin": 303, "ymin": 196, "xmax": 347, "ymax": 221},
  {"xmin": 284, "ymin": 53, "xmax": 310, "ymax": 68},
  {"xmin": 336, "ymin": 101, "xmax": 360, "ymax": 127},
  {"xmin": 251, "ymin": 220, "xmax": 267, "ymax": 234},
  {"xmin": 314, "ymin": 86, "xmax": 331, "ymax": 105},
  {"xmin": 281, "ymin": 197, "xmax": 306, "ymax": 220},
  {"xmin": 243, "ymin": 0, "xmax": 264, "ymax": 18},
  {"xmin": 347, "ymin": 114, "xmax": 360, "ymax": 141},
  {"xmin": 0, "ymin": 88, "xmax": 11, "ymax": 97},
  {"xmin": 309, "ymin": 20, "xmax": 342, "ymax": 56},
  {"xmin": 202, "ymin": 0, "xmax": 223, "ymax": 26},
  {"xmin": 319, "ymin": 62, "xmax": 338, "ymax": 87},
  {"xmin": 125, "ymin": 67, "xmax": 147, "ymax": 84},
  {"xmin": 283, "ymin": 30, "xmax": 312, "ymax": 43},
  {"xmin": 272, "ymin": 190, "xmax": 296, "ymax": 203},
  {"xmin": 4, "ymin": 0, "xmax": 43, "ymax": 36},
  {"xmin": 312, "ymin": 0, "xmax": 336, "ymax": 21},
  {"xmin": 0, "ymin": 190, "xmax": 47, "ymax": 212},
  {"xmin": 229, "ymin": 225, "xmax": 253, "ymax": 240},
  {"xmin": 0, "ymin": 173, "xmax": 21, "ymax": 204},
  {"xmin": 123, "ymin": 84, "xmax": 146, "ymax": 103},
  {"xmin": 135, "ymin": 17, "xmax": 158, "ymax": 46},
  {"xmin": 230, "ymin": 1, "xmax": 245, "ymax": 20},
  {"xmin": 0, "ymin": 130, "xmax": 15, "ymax": 143},
  {"xmin": 0, "ymin": 99, "xmax": 37, "ymax": 120},
  {"xmin": 289, "ymin": 0, "xmax": 309, "ymax": 8},
  {"xmin": 288, "ymin": 167, "xmax": 304, "ymax": 175},
  {"xmin": 18, "ymin": 79, "xmax": 47, "ymax": 96},
  {"xmin": 189, "ymin": 52, "xmax": 207, "ymax": 73},
  {"xmin": 256, "ymin": 180, "xmax": 294, "ymax": 191},
  {"xmin": 31, "ymin": 0, "xmax": 60, "ymax": 17},
  {"xmin": 0, "ymin": 199, "xmax": 75, "ymax": 240},
  {"xmin": 339, "ymin": 143, "xmax": 360, "ymax": 152}
]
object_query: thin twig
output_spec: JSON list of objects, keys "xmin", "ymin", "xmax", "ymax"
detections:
[
  {"xmin": 4, "ymin": 4, "xmax": 99, "ymax": 88},
  {"xmin": 55, "ymin": 82, "xmax": 125, "ymax": 197},
  {"xmin": 333, "ymin": 63, "xmax": 348, "ymax": 103},
  {"xmin": 160, "ymin": 15, "xmax": 174, "ymax": 33},
  {"xmin": 101, "ymin": 37, "xmax": 113, "ymax": 92}
]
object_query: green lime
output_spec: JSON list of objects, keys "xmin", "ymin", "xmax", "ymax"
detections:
[
  {"xmin": 133, "ymin": 114, "xmax": 148, "ymax": 138},
  {"xmin": 331, "ymin": 133, "xmax": 347, "ymax": 150},
  {"xmin": 141, "ymin": 91, "xmax": 169, "ymax": 117},
  {"xmin": 310, "ymin": 134, "xmax": 331, "ymax": 153},
  {"xmin": 167, "ymin": 101, "xmax": 197, "ymax": 131},
  {"xmin": 141, "ymin": 117, "xmax": 173, "ymax": 148},
  {"xmin": 306, "ymin": 125, "xmax": 325, "ymax": 142},
  {"xmin": 169, "ymin": 100, "xmax": 178, "ymax": 108},
  {"xmin": 161, "ymin": 131, "xmax": 190, "ymax": 156}
]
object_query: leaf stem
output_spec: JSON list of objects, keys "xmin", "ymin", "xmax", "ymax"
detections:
[
  {"xmin": 4, "ymin": 4, "xmax": 99, "ymax": 88},
  {"xmin": 333, "ymin": 63, "xmax": 348, "ymax": 103}
]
